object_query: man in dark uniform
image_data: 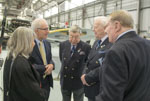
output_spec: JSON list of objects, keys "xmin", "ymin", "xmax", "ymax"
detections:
[
  {"xmin": 59, "ymin": 25, "xmax": 91, "ymax": 101},
  {"xmin": 96, "ymin": 10, "xmax": 150, "ymax": 101},
  {"xmin": 81, "ymin": 16, "xmax": 112, "ymax": 101}
]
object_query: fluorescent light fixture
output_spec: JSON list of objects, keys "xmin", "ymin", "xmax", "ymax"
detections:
[
  {"xmin": 43, "ymin": 0, "xmax": 47, "ymax": 3},
  {"xmin": 0, "ymin": 15, "xmax": 3, "ymax": 19},
  {"xmin": 32, "ymin": 0, "xmax": 38, "ymax": 4}
]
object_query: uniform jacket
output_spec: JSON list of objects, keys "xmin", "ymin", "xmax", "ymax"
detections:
[
  {"xmin": 30, "ymin": 39, "xmax": 54, "ymax": 88},
  {"xmin": 59, "ymin": 40, "xmax": 91, "ymax": 90},
  {"xmin": 96, "ymin": 31, "xmax": 150, "ymax": 101},
  {"xmin": 3, "ymin": 55, "xmax": 46, "ymax": 101},
  {"xmin": 84, "ymin": 38, "xmax": 112, "ymax": 99}
]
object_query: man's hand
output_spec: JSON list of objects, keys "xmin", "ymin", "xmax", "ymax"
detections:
[
  {"xmin": 44, "ymin": 64, "xmax": 54, "ymax": 75},
  {"xmin": 81, "ymin": 74, "xmax": 90, "ymax": 86}
]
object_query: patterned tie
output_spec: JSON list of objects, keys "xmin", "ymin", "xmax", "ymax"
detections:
[
  {"xmin": 39, "ymin": 41, "xmax": 47, "ymax": 65},
  {"xmin": 95, "ymin": 40, "xmax": 101, "ymax": 50}
]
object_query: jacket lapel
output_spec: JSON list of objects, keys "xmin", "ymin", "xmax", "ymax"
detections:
[
  {"xmin": 88, "ymin": 38, "xmax": 109, "ymax": 62},
  {"xmin": 34, "ymin": 41, "xmax": 43, "ymax": 62},
  {"xmin": 64, "ymin": 41, "xmax": 72, "ymax": 60},
  {"xmin": 88, "ymin": 40, "xmax": 99, "ymax": 61}
]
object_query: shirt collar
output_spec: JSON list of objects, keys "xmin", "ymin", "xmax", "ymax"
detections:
[
  {"xmin": 35, "ymin": 39, "xmax": 43, "ymax": 47},
  {"xmin": 101, "ymin": 35, "xmax": 108, "ymax": 44},
  {"xmin": 116, "ymin": 29, "xmax": 135, "ymax": 41},
  {"xmin": 71, "ymin": 44, "xmax": 77, "ymax": 49}
]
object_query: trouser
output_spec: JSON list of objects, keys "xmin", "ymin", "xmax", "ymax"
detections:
[
  {"xmin": 88, "ymin": 97, "xmax": 95, "ymax": 101},
  {"xmin": 61, "ymin": 88, "xmax": 84, "ymax": 101},
  {"xmin": 43, "ymin": 86, "xmax": 50, "ymax": 101}
]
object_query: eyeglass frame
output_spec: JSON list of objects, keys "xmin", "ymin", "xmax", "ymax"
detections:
[{"xmin": 37, "ymin": 28, "xmax": 49, "ymax": 31}]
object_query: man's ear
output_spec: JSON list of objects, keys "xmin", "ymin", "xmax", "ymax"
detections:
[
  {"xmin": 35, "ymin": 29, "xmax": 38, "ymax": 34},
  {"xmin": 115, "ymin": 21, "xmax": 121, "ymax": 32}
]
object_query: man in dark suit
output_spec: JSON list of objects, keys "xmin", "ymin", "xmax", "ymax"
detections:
[
  {"xmin": 30, "ymin": 18, "xmax": 55, "ymax": 101},
  {"xmin": 59, "ymin": 25, "xmax": 91, "ymax": 101},
  {"xmin": 81, "ymin": 16, "xmax": 112, "ymax": 101},
  {"xmin": 96, "ymin": 10, "xmax": 150, "ymax": 101}
]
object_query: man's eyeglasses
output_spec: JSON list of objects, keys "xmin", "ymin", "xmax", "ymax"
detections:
[
  {"xmin": 37, "ymin": 28, "xmax": 49, "ymax": 31},
  {"xmin": 69, "ymin": 35, "xmax": 80, "ymax": 39}
]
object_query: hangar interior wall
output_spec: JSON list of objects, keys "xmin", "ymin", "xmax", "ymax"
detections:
[{"xmin": 45, "ymin": 0, "xmax": 150, "ymax": 35}]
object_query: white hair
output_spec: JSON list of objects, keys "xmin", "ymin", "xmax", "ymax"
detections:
[
  {"xmin": 7, "ymin": 27, "xmax": 35, "ymax": 59},
  {"xmin": 94, "ymin": 16, "xmax": 108, "ymax": 27},
  {"xmin": 31, "ymin": 18, "xmax": 48, "ymax": 32}
]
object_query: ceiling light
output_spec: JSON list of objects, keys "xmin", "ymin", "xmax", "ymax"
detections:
[{"xmin": 32, "ymin": 0, "xmax": 38, "ymax": 4}]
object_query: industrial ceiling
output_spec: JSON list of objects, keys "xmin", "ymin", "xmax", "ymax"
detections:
[{"xmin": 0, "ymin": 0, "xmax": 65, "ymax": 17}]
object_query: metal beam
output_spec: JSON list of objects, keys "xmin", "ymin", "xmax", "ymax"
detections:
[{"xmin": 136, "ymin": 0, "xmax": 141, "ymax": 34}]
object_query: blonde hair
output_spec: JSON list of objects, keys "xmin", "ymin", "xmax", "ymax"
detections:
[
  {"xmin": 7, "ymin": 27, "xmax": 35, "ymax": 59},
  {"xmin": 110, "ymin": 10, "xmax": 134, "ymax": 28},
  {"xmin": 69, "ymin": 25, "xmax": 81, "ymax": 33}
]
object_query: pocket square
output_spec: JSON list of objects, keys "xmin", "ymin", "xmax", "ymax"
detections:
[{"xmin": 79, "ymin": 51, "xmax": 85, "ymax": 55}]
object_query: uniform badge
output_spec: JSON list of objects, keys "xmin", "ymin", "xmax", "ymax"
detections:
[
  {"xmin": 100, "ymin": 45, "xmax": 105, "ymax": 48},
  {"xmin": 96, "ymin": 61, "xmax": 98, "ymax": 64}
]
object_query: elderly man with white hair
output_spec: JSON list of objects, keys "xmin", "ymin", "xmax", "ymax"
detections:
[
  {"xmin": 30, "ymin": 18, "xmax": 55, "ymax": 101},
  {"xmin": 81, "ymin": 16, "xmax": 112, "ymax": 101}
]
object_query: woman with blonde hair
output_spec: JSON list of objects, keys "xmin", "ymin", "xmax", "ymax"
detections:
[{"xmin": 3, "ymin": 27, "xmax": 46, "ymax": 101}]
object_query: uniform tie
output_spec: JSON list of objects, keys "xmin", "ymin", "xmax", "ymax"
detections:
[
  {"xmin": 39, "ymin": 41, "xmax": 47, "ymax": 65},
  {"xmin": 95, "ymin": 40, "xmax": 101, "ymax": 50},
  {"xmin": 71, "ymin": 45, "xmax": 76, "ymax": 56}
]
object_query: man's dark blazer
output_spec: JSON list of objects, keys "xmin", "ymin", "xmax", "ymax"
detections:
[
  {"xmin": 30, "ymin": 39, "xmax": 54, "ymax": 89},
  {"xmin": 96, "ymin": 31, "xmax": 150, "ymax": 101},
  {"xmin": 83, "ymin": 37, "xmax": 112, "ymax": 99},
  {"xmin": 59, "ymin": 40, "xmax": 91, "ymax": 90}
]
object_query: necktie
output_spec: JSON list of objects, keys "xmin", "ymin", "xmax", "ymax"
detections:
[
  {"xmin": 39, "ymin": 41, "xmax": 47, "ymax": 65},
  {"xmin": 95, "ymin": 40, "xmax": 101, "ymax": 50},
  {"xmin": 71, "ymin": 45, "xmax": 76, "ymax": 56}
]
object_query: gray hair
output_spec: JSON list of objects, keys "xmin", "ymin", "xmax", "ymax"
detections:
[
  {"xmin": 31, "ymin": 18, "xmax": 48, "ymax": 31},
  {"xmin": 94, "ymin": 16, "xmax": 108, "ymax": 27},
  {"xmin": 7, "ymin": 27, "xmax": 35, "ymax": 59},
  {"xmin": 69, "ymin": 25, "xmax": 81, "ymax": 33}
]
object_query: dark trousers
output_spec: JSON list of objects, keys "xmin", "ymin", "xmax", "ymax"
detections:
[
  {"xmin": 61, "ymin": 88, "xmax": 84, "ymax": 101},
  {"xmin": 88, "ymin": 98, "xmax": 95, "ymax": 101},
  {"xmin": 43, "ymin": 86, "xmax": 50, "ymax": 101}
]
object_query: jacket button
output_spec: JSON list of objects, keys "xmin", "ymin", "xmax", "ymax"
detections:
[
  {"xmin": 71, "ymin": 76, "xmax": 74, "ymax": 79},
  {"xmin": 64, "ymin": 58, "xmax": 66, "ymax": 60},
  {"xmin": 64, "ymin": 75, "xmax": 67, "ymax": 77},
  {"xmin": 72, "ymin": 68, "xmax": 74, "ymax": 70},
  {"xmin": 76, "ymin": 60, "xmax": 79, "ymax": 62},
  {"xmin": 65, "ymin": 67, "xmax": 68, "ymax": 69},
  {"xmin": 96, "ymin": 61, "xmax": 98, "ymax": 64}
]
